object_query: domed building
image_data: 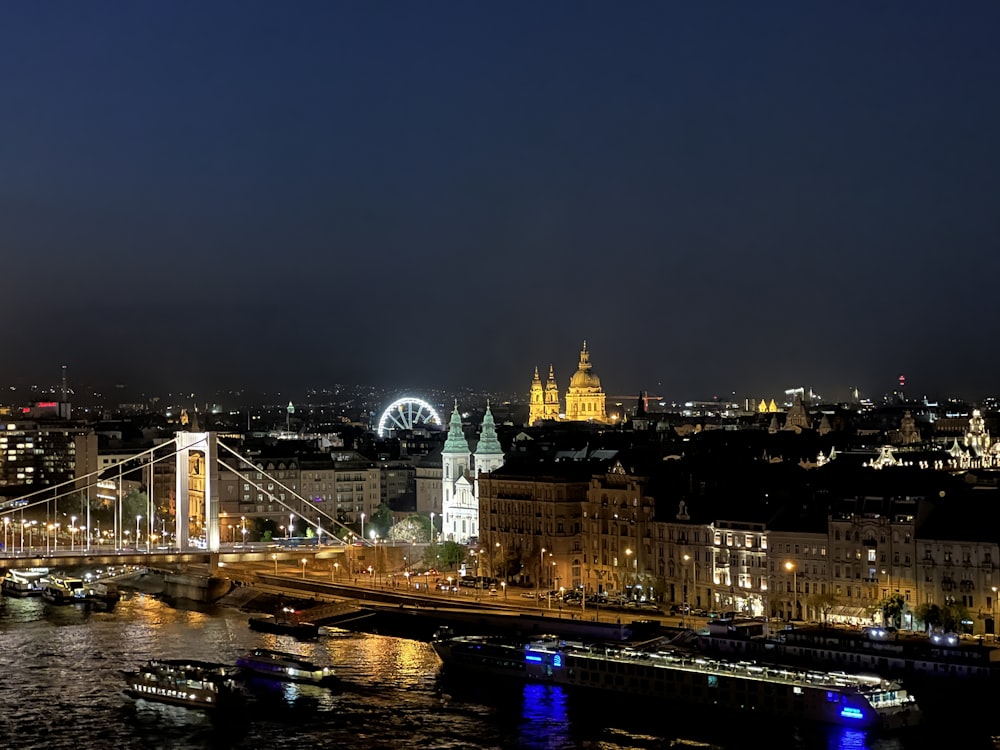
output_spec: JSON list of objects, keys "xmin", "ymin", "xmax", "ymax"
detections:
[
  {"xmin": 565, "ymin": 341, "xmax": 607, "ymax": 422},
  {"xmin": 528, "ymin": 341, "xmax": 608, "ymax": 425}
]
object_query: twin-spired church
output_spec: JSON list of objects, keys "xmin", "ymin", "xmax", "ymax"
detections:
[
  {"xmin": 441, "ymin": 402, "xmax": 504, "ymax": 544},
  {"xmin": 528, "ymin": 341, "xmax": 608, "ymax": 425},
  {"xmin": 441, "ymin": 342, "xmax": 607, "ymax": 543}
]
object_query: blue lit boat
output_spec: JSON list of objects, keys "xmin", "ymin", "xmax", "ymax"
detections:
[
  {"xmin": 432, "ymin": 634, "xmax": 920, "ymax": 730},
  {"xmin": 235, "ymin": 648, "xmax": 338, "ymax": 686}
]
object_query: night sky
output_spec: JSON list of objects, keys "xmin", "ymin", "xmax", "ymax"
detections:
[{"xmin": 3, "ymin": 3, "xmax": 999, "ymax": 403}]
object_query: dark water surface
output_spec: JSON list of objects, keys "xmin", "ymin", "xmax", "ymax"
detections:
[{"xmin": 0, "ymin": 591, "xmax": 995, "ymax": 749}]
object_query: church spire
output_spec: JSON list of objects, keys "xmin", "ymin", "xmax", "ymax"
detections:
[
  {"xmin": 475, "ymin": 402, "xmax": 503, "ymax": 457},
  {"xmin": 443, "ymin": 401, "xmax": 470, "ymax": 454}
]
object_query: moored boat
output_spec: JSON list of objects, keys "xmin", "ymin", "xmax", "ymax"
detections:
[
  {"xmin": 122, "ymin": 659, "xmax": 240, "ymax": 710},
  {"xmin": 40, "ymin": 576, "xmax": 86, "ymax": 604},
  {"xmin": 1, "ymin": 570, "xmax": 45, "ymax": 597},
  {"xmin": 433, "ymin": 634, "xmax": 921, "ymax": 730},
  {"xmin": 248, "ymin": 611, "xmax": 320, "ymax": 639},
  {"xmin": 236, "ymin": 648, "xmax": 337, "ymax": 686}
]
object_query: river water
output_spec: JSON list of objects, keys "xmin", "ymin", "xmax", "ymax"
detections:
[{"xmin": 0, "ymin": 590, "xmax": 994, "ymax": 749}]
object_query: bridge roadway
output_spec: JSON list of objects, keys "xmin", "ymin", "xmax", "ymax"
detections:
[{"xmin": 0, "ymin": 544, "xmax": 348, "ymax": 571}]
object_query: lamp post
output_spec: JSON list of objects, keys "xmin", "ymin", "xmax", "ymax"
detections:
[
  {"xmin": 46, "ymin": 524, "xmax": 53, "ymax": 555},
  {"xmin": 135, "ymin": 515, "xmax": 142, "ymax": 551},
  {"xmin": 2, "ymin": 517, "xmax": 8, "ymax": 554},
  {"xmin": 495, "ymin": 540, "xmax": 504, "ymax": 584},
  {"xmin": 300, "ymin": 558, "xmax": 307, "ymax": 579},
  {"xmin": 538, "ymin": 547, "xmax": 546, "ymax": 602},
  {"xmin": 333, "ymin": 562, "xmax": 340, "ymax": 582},
  {"xmin": 288, "ymin": 513, "xmax": 294, "ymax": 539},
  {"xmin": 70, "ymin": 516, "xmax": 77, "ymax": 552},
  {"xmin": 992, "ymin": 586, "xmax": 998, "ymax": 641},
  {"xmin": 228, "ymin": 525, "xmax": 235, "ymax": 544},
  {"xmin": 272, "ymin": 553, "xmax": 278, "ymax": 574},
  {"xmin": 501, "ymin": 580, "xmax": 507, "ymax": 601},
  {"xmin": 429, "ymin": 512, "xmax": 435, "ymax": 542},
  {"xmin": 785, "ymin": 561, "xmax": 797, "ymax": 621},
  {"xmin": 360, "ymin": 512, "xmax": 365, "ymax": 542},
  {"xmin": 240, "ymin": 516, "xmax": 247, "ymax": 546},
  {"xmin": 682, "ymin": 554, "xmax": 691, "ymax": 627},
  {"xmin": 625, "ymin": 548, "xmax": 634, "ymax": 600}
]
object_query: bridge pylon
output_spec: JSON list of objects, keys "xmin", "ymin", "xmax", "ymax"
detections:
[{"xmin": 175, "ymin": 432, "xmax": 220, "ymax": 553}]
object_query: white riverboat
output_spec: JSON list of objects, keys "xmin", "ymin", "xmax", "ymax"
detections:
[
  {"xmin": 1, "ymin": 569, "xmax": 45, "ymax": 596},
  {"xmin": 122, "ymin": 659, "xmax": 240, "ymax": 710},
  {"xmin": 432, "ymin": 634, "xmax": 920, "ymax": 730}
]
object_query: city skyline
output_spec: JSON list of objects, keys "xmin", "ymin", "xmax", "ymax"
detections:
[{"xmin": 4, "ymin": 4, "xmax": 999, "ymax": 401}]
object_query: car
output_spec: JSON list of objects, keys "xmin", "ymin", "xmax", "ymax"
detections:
[
  {"xmin": 488, "ymin": 587, "xmax": 498, "ymax": 596},
  {"xmin": 519, "ymin": 592, "xmax": 536, "ymax": 599}
]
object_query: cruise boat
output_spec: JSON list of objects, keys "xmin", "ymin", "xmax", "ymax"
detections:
[
  {"xmin": 235, "ymin": 648, "xmax": 338, "ymax": 686},
  {"xmin": 1, "ymin": 570, "xmax": 45, "ymax": 596},
  {"xmin": 122, "ymin": 659, "xmax": 240, "ymax": 710},
  {"xmin": 432, "ymin": 634, "xmax": 921, "ymax": 730},
  {"xmin": 40, "ymin": 576, "xmax": 86, "ymax": 604}
]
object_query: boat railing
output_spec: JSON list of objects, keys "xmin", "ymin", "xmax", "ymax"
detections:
[{"xmin": 558, "ymin": 642, "xmax": 906, "ymax": 694}]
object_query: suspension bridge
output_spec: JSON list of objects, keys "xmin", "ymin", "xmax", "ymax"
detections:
[{"xmin": 0, "ymin": 431, "xmax": 370, "ymax": 567}]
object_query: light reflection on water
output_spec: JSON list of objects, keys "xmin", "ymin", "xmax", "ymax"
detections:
[{"xmin": 0, "ymin": 591, "xmax": 983, "ymax": 749}]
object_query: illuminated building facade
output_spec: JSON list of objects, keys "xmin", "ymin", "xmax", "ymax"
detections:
[{"xmin": 527, "ymin": 341, "xmax": 607, "ymax": 425}]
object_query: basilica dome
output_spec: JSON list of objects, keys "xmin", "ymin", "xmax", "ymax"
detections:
[{"xmin": 570, "ymin": 367, "xmax": 602, "ymax": 390}]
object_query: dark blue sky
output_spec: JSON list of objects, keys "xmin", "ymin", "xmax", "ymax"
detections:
[{"xmin": 3, "ymin": 2, "xmax": 998, "ymax": 403}]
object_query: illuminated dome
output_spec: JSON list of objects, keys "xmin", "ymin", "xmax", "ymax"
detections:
[
  {"xmin": 564, "ymin": 341, "xmax": 607, "ymax": 422},
  {"xmin": 569, "ymin": 341, "xmax": 602, "ymax": 390}
]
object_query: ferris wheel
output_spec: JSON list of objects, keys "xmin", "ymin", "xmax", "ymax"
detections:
[{"xmin": 377, "ymin": 397, "xmax": 443, "ymax": 437}]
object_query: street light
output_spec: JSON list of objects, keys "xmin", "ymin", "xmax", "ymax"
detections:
[
  {"xmin": 228, "ymin": 524, "xmax": 235, "ymax": 544},
  {"xmin": 333, "ymin": 562, "xmax": 340, "ymax": 581},
  {"xmin": 135, "ymin": 515, "xmax": 142, "ymax": 551},
  {"xmin": 495, "ymin": 540, "xmax": 504, "ymax": 584},
  {"xmin": 360, "ymin": 512, "xmax": 365, "ymax": 542},
  {"xmin": 993, "ymin": 586, "xmax": 998, "ymax": 641},
  {"xmin": 300, "ymin": 558, "xmax": 307, "ymax": 579},
  {"xmin": 785, "ymin": 561, "xmax": 796, "ymax": 621},
  {"xmin": 288, "ymin": 513, "xmax": 294, "ymax": 539},
  {"xmin": 429, "ymin": 512, "xmax": 435, "ymax": 542},
  {"xmin": 241, "ymin": 516, "xmax": 247, "ymax": 546},
  {"xmin": 272, "ymin": 553, "xmax": 278, "ymax": 574},
  {"xmin": 70, "ymin": 516, "xmax": 77, "ymax": 552},
  {"xmin": 2, "ymin": 517, "xmax": 9, "ymax": 554},
  {"xmin": 625, "ymin": 548, "xmax": 634, "ymax": 600},
  {"xmin": 46, "ymin": 524, "xmax": 53, "ymax": 555},
  {"xmin": 538, "ymin": 547, "xmax": 546, "ymax": 601},
  {"xmin": 682, "ymin": 554, "xmax": 691, "ymax": 627}
]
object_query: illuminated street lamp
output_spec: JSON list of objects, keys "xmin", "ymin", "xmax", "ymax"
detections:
[
  {"xmin": 2, "ymin": 517, "xmax": 9, "ymax": 554},
  {"xmin": 993, "ymin": 586, "xmax": 998, "ymax": 641},
  {"xmin": 240, "ymin": 515, "xmax": 247, "ymax": 545},
  {"xmin": 135, "ymin": 515, "xmax": 142, "ymax": 551},
  {"xmin": 538, "ymin": 547, "xmax": 546, "ymax": 601},
  {"xmin": 332, "ymin": 562, "xmax": 340, "ymax": 581},
  {"xmin": 495, "ymin": 540, "xmax": 505, "ymax": 584},
  {"xmin": 360, "ymin": 512, "xmax": 365, "ymax": 542},
  {"xmin": 625, "ymin": 548, "xmax": 634, "ymax": 600},
  {"xmin": 300, "ymin": 558, "xmax": 307, "ymax": 579},
  {"xmin": 70, "ymin": 516, "xmax": 77, "ymax": 552},
  {"xmin": 272, "ymin": 553, "xmax": 278, "ymax": 574},
  {"xmin": 682, "ymin": 554, "xmax": 691, "ymax": 627},
  {"xmin": 288, "ymin": 513, "xmax": 294, "ymax": 539},
  {"xmin": 785, "ymin": 561, "xmax": 797, "ymax": 621},
  {"xmin": 501, "ymin": 581, "xmax": 507, "ymax": 600},
  {"xmin": 429, "ymin": 512, "xmax": 435, "ymax": 542}
]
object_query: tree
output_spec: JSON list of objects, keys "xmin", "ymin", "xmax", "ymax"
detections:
[
  {"xmin": 942, "ymin": 602, "xmax": 972, "ymax": 633},
  {"xmin": 807, "ymin": 591, "xmax": 839, "ymax": 627},
  {"xmin": 369, "ymin": 502, "xmax": 395, "ymax": 539},
  {"xmin": 913, "ymin": 602, "xmax": 942, "ymax": 632},
  {"xmin": 422, "ymin": 540, "xmax": 466, "ymax": 570},
  {"xmin": 881, "ymin": 592, "xmax": 906, "ymax": 628}
]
